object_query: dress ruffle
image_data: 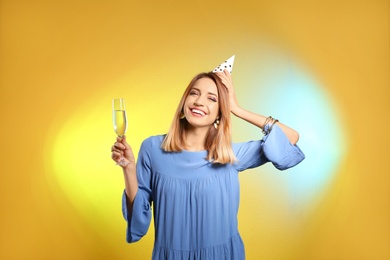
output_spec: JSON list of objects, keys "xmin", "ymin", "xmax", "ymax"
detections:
[{"xmin": 152, "ymin": 234, "xmax": 244, "ymax": 260}]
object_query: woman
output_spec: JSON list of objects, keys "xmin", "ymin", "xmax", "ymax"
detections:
[{"xmin": 111, "ymin": 69, "xmax": 305, "ymax": 259}]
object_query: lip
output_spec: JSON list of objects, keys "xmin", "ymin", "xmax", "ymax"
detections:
[{"xmin": 189, "ymin": 107, "xmax": 207, "ymax": 117}]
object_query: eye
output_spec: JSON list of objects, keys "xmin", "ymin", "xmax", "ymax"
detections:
[
  {"xmin": 189, "ymin": 90, "xmax": 199, "ymax": 96},
  {"xmin": 209, "ymin": 97, "xmax": 217, "ymax": 102}
]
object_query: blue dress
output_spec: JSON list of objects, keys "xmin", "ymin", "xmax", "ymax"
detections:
[{"xmin": 122, "ymin": 125, "xmax": 305, "ymax": 259}]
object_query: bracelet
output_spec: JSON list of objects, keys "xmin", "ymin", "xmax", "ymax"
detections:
[
  {"xmin": 262, "ymin": 116, "xmax": 272, "ymax": 128},
  {"xmin": 269, "ymin": 119, "xmax": 279, "ymax": 133},
  {"xmin": 262, "ymin": 116, "xmax": 273, "ymax": 134},
  {"xmin": 262, "ymin": 116, "xmax": 279, "ymax": 135}
]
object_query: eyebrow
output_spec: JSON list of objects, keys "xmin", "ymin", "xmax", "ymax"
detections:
[{"xmin": 191, "ymin": 87, "xmax": 218, "ymax": 97}]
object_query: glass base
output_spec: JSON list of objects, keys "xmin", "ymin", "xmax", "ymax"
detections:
[{"xmin": 117, "ymin": 158, "xmax": 129, "ymax": 167}]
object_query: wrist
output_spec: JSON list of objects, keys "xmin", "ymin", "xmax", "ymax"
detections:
[
  {"xmin": 122, "ymin": 162, "xmax": 136, "ymax": 174},
  {"xmin": 231, "ymin": 104, "xmax": 242, "ymax": 116}
]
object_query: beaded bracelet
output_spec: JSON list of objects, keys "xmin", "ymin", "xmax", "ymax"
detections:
[
  {"xmin": 269, "ymin": 119, "xmax": 279, "ymax": 133},
  {"xmin": 262, "ymin": 116, "xmax": 272, "ymax": 128},
  {"xmin": 262, "ymin": 116, "xmax": 279, "ymax": 135}
]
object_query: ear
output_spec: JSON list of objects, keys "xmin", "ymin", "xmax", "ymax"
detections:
[{"xmin": 179, "ymin": 110, "xmax": 185, "ymax": 119}]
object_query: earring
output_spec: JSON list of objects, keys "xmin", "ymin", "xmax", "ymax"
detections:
[
  {"xmin": 179, "ymin": 111, "xmax": 185, "ymax": 119},
  {"xmin": 214, "ymin": 118, "xmax": 220, "ymax": 129}
]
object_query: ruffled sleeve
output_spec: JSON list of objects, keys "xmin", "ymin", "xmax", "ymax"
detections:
[
  {"xmin": 233, "ymin": 140, "xmax": 268, "ymax": 172},
  {"xmin": 122, "ymin": 139, "xmax": 153, "ymax": 243},
  {"xmin": 233, "ymin": 124, "xmax": 305, "ymax": 172},
  {"xmin": 262, "ymin": 124, "xmax": 305, "ymax": 170}
]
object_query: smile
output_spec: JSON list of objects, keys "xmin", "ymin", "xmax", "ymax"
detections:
[{"xmin": 190, "ymin": 108, "xmax": 206, "ymax": 116}]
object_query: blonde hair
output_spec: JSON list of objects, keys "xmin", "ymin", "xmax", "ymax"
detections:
[{"xmin": 161, "ymin": 72, "xmax": 236, "ymax": 164}]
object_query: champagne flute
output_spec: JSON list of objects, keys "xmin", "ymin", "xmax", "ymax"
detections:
[{"xmin": 112, "ymin": 98, "xmax": 128, "ymax": 166}]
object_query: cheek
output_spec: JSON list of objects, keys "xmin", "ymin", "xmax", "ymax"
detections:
[
  {"xmin": 210, "ymin": 103, "xmax": 220, "ymax": 116},
  {"xmin": 183, "ymin": 98, "xmax": 191, "ymax": 108}
]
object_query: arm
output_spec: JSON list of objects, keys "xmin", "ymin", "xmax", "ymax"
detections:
[
  {"xmin": 112, "ymin": 136, "xmax": 153, "ymax": 242},
  {"xmin": 111, "ymin": 136, "xmax": 138, "ymax": 212},
  {"xmin": 216, "ymin": 70, "xmax": 300, "ymax": 145},
  {"xmin": 232, "ymin": 107, "xmax": 299, "ymax": 145}
]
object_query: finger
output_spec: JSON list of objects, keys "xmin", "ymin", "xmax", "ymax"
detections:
[
  {"xmin": 221, "ymin": 72, "xmax": 233, "ymax": 87},
  {"xmin": 215, "ymin": 73, "xmax": 229, "ymax": 85},
  {"xmin": 120, "ymin": 135, "xmax": 132, "ymax": 150},
  {"xmin": 221, "ymin": 78, "xmax": 231, "ymax": 89},
  {"xmin": 113, "ymin": 142, "xmax": 126, "ymax": 151},
  {"xmin": 111, "ymin": 146, "xmax": 124, "ymax": 154},
  {"xmin": 216, "ymin": 71, "xmax": 226, "ymax": 78},
  {"xmin": 215, "ymin": 71, "xmax": 226, "ymax": 80},
  {"xmin": 222, "ymin": 69, "xmax": 232, "ymax": 81},
  {"xmin": 114, "ymin": 142, "xmax": 125, "ymax": 148},
  {"xmin": 111, "ymin": 151, "xmax": 124, "ymax": 161},
  {"xmin": 218, "ymin": 71, "xmax": 231, "ymax": 82},
  {"xmin": 217, "ymin": 69, "xmax": 230, "ymax": 77},
  {"xmin": 224, "ymin": 70, "xmax": 233, "ymax": 81}
]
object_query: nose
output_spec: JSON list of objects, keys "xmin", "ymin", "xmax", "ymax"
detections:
[
  {"xmin": 194, "ymin": 95, "xmax": 205, "ymax": 106},
  {"xmin": 194, "ymin": 101, "xmax": 203, "ymax": 107}
]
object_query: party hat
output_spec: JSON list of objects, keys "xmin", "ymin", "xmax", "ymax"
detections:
[{"xmin": 212, "ymin": 55, "xmax": 235, "ymax": 73}]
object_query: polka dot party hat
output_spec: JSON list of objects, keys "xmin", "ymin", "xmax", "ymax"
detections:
[{"xmin": 212, "ymin": 55, "xmax": 235, "ymax": 73}]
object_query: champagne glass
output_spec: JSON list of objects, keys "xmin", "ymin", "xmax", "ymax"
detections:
[{"xmin": 112, "ymin": 98, "xmax": 128, "ymax": 166}]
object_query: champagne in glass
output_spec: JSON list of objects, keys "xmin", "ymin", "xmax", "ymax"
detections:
[
  {"xmin": 112, "ymin": 98, "xmax": 128, "ymax": 166},
  {"xmin": 112, "ymin": 98, "xmax": 128, "ymax": 137}
]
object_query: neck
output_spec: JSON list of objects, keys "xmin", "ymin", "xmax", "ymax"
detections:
[{"xmin": 183, "ymin": 126, "xmax": 209, "ymax": 151}]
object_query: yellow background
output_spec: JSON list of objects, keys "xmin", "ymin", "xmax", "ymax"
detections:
[{"xmin": 0, "ymin": 0, "xmax": 389, "ymax": 259}]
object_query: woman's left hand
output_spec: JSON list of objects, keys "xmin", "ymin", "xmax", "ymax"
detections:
[{"xmin": 215, "ymin": 69, "xmax": 239, "ymax": 113}]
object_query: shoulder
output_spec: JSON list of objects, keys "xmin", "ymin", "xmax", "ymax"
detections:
[
  {"xmin": 232, "ymin": 140, "xmax": 262, "ymax": 154},
  {"xmin": 140, "ymin": 134, "xmax": 166, "ymax": 151},
  {"xmin": 231, "ymin": 140, "xmax": 267, "ymax": 171}
]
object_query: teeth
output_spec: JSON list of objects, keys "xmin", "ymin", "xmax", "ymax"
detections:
[{"xmin": 191, "ymin": 109, "xmax": 205, "ymax": 116}]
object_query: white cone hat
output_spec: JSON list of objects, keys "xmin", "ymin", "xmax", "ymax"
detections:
[{"xmin": 212, "ymin": 55, "xmax": 235, "ymax": 73}]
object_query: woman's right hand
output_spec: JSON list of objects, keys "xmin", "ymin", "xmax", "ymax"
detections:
[
  {"xmin": 111, "ymin": 135, "xmax": 136, "ymax": 168},
  {"xmin": 215, "ymin": 69, "xmax": 240, "ymax": 114}
]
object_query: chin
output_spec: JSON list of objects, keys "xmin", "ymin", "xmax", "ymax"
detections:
[{"xmin": 186, "ymin": 121, "xmax": 213, "ymax": 129}]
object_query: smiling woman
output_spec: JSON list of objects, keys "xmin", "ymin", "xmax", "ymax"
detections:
[{"xmin": 110, "ymin": 65, "xmax": 305, "ymax": 259}]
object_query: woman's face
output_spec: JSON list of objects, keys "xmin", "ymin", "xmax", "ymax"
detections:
[{"xmin": 183, "ymin": 77, "xmax": 220, "ymax": 129}]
